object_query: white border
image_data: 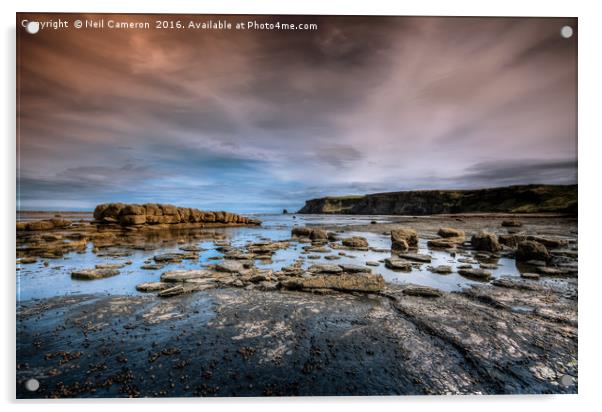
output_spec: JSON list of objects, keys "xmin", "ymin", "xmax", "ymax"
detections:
[{"xmin": 2, "ymin": 1, "xmax": 601, "ymax": 410}]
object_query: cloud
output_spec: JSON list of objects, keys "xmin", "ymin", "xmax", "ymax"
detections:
[
  {"xmin": 456, "ymin": 158, "xmax": 577, "ymax": 186},
  {"xmin": 16, "ymin": 14, "xmax": 577, "ymax": 211}
]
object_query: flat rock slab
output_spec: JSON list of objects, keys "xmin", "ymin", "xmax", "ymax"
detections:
[
  {"xmin": 157, "ymin": 283, "xmax": 216, "ymax": 297},
  {"xmin": 283, "ymin": 273, "xmax": 384, "ymax": 293},
  {"xmin": 402, "ymin": 285, "xmax": 443, "ymax": 298},
  {"xmin": 308, "ymin": 264, "xmax": 343, "ymax": 274},
  {"xmin": 428, "ymin": 265, "xmax": 453, "ymax": 274},
  {"xmin": 223, "ymin": 252, "xmax": 256, "ymax": 260},
  {"xmin": 338, "ymin": 264, "xmax": 371, "ymax": 273},
  {"xmin": 384, "ymin": 258, "xmax": 412, "ymax": 271},
  {"xmin": 136, "ymin": 281, "xmax": 172, "ymax": 292},
  {"xmin": 179, "ymin": 245, "xmax": 205, "ymax": 252},
  {"xmin": 215, "ymin": 260, "xmax": 245, "ymax": 273},
  {"xmin": 71, "ymin": 268, "xmax": 120, "ymax": 280},
  {"xmin": 161, "ymin": 269, "xmax": 216, "ymax": 282},
  {"xmin": 153, "ymin": 253, "xmax": 185, "ymax": 263},
  {"xmin": 427, "ymin": 238, "xmax": 461, "ymax": 249},
  {"xmin": 536, "ymin": 267, "xmax": 573, "ymax": 276},
  {"xmin": 140, "ymin": 264, "xmax": 164, "ymax": 270},
  {"xmin": 521, "ymin": 272, "xmax": 541, "ymax": 280},
  {"xmin": 95, "ymin": 263, "xmax": 127, "ymax": 269},
  {"xmin": 396, "ymin": 253, "xmax": 432, "ymax": 263},
  {"xmin": 458, "ymin": 268, "xmax": 492, "ymax": 281}
]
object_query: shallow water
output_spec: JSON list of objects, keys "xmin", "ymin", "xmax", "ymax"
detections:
[{"xmin": 17, "ymin": 214, "xmax": 525, "ymax": 301}]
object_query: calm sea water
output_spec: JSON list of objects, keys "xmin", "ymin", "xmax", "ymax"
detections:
[{"xmin": 17, "ymin": 213, "xmax": 522, "ymax": 301}]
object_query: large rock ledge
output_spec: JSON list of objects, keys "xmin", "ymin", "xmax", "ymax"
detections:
[{"xmin": 93, "ymin": 203, "xmax": 261, "ymax": 227}]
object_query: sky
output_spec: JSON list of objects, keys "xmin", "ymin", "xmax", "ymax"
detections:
[{"xmin": 17, "ymin": 14, "xmax": 577, "ymax": 212}]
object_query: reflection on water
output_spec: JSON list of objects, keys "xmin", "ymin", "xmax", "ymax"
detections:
[{"xmin": 17, "ymin": 214, "xmax": 523, "ymax": 301}]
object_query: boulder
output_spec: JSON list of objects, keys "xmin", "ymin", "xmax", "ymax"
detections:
[
  {"xmin": 470, "ymin": 232, "xmax": 501, "ymax": 252},
  {"xmin": 342, "ymin": 236, "xmax": 369, "ymax": 249},
  {"xmin": 309, "ymin": 229, "xmax": 329, "ymax": 241},
  {"xmin": 291, "ymin": 227, "xmax": 313, "ymax": 237},
  {"xmin": 391, "ymin": 238, "xmax": 409, "ymax": 252},
  {"xmin": 498, "ymin": 234, "xmax": 521, "ymax": 248},
  {"xmin": 391, "ymin": 228, "xmax": 418, "ymax": 250},
  {"xmin": 516, "ymin": 240, "xmax": 550, "ymax": 262}
]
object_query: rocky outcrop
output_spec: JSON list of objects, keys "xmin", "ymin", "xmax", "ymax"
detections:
[
  {"xmin": 93, "ymin": 203, "xmax": 260, "ymax": 227},
  {"xmin": 297, "ymin": 184, "xmax": 577, "ymax": 215}
]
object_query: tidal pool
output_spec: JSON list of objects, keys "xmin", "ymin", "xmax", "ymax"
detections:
[{"xmin": 17, "ymin": 213, "xmax": 527, "ymax": 301}]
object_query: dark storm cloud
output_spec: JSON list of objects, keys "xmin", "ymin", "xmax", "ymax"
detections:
[
  {"xmin": 17, "ymin": 14, "xmax": 577, "ymax": 211},
  {"xmin": 457, "ymin": 159, "xmax": 578, "ymax": 186}
]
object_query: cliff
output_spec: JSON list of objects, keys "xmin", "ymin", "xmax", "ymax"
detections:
[{"xmin": 297, "ymin": 185, "xmax": 577, "ymax": 215}]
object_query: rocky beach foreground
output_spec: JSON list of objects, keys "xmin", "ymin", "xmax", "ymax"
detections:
[{"xmin": 16, "ymin": 205, "xmax": 578, "ymax": 397}]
